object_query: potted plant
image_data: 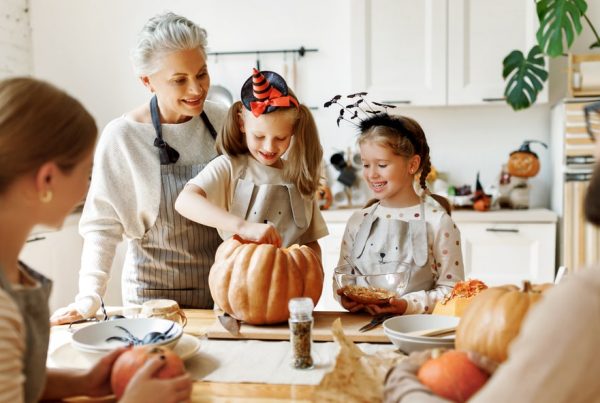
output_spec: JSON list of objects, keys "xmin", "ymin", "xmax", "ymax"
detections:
[{"xmin": 503, "ymin": 0, "xmax": 600, "ymax": 110}]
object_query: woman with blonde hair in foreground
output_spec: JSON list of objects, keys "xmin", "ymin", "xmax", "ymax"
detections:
[{"xmin": 0, "ymin": 77, "xmax": 191, "ymax": 402}]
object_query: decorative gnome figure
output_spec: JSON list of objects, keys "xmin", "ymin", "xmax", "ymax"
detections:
[{"xmin": 506, "ymin": 140, "xmax": 547, "ymax": 209}]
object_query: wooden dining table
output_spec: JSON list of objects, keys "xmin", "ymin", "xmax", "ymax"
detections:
[
  {"xmin": 53, "ymin": 309, "xmax": 319, "ymax": 402},
  {"xmin": 184, "ymin": 309, "xmax": 316, "ymax": 402}
]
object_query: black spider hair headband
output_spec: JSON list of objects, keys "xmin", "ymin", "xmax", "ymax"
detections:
[{"xmin": 324, "ymin": 92, "xmax": 420, "ymax": 152}]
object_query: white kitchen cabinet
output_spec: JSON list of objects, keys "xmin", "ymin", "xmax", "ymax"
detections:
[
  {"xmin": 448, "ymin": 0, "xmax": 547, "ymax": 105},
  {"xmin": 19, "ymin": 213, "xmax": 125, "ymax": 313},
  {"xmin": 350, "ymin": 0, "xmax": 447, "ymax": 106},
  {"xmin": 351, "ymin": 0, "xmax": 547, "ymax": 106},
  {"xmin": 454, "ymin": 209, "xmax": 557, "ymax": 286}
]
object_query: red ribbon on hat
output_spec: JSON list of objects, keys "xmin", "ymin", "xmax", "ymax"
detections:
[{"xmin": 250, "ymin": 87, "xmax": 299, "ymax": 117}]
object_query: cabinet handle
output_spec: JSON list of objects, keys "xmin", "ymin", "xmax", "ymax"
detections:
[
  {"xmin": 26, "ymin": 236, "xmax": 47, "ymax": 243},
  {"xmin": 482, "ymin": 97, "xmax": 506, "ymax": 102},
  {"xmin": 486, "ymin": 228, "xmax": 519, "ymax": 233},
  {"xmin": 381, "ymin": 100, "xmax": 412, "ymax": 105}
]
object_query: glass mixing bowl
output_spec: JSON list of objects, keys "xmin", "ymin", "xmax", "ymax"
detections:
[{"xmin": 334, "ymin": 263, "xmax": 411, "ymax": 298}]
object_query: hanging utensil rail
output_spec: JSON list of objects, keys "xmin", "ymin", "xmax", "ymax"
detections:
[{"xmin": 207, "ymin": 46, "xmax": 318, "ymax": 58}]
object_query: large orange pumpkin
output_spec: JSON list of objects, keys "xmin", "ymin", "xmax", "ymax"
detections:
[
  {"xmin": 111, "ymin": 345, "xmax": 185, "ymax": 399},
  {"xmin": 417, "ymin": 350, "xmax": 489, "ymax": 403},
  {"xmin": 208, "ymin": 236, "xmax": 324, "ymax": 325},
  {"xmin": 455, "ymin": 281, "xmax": 550, "ymax": 363}
]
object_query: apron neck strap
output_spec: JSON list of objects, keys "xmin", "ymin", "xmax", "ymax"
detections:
[
  {"xmin": 200, "ymin": 111, "xmax": 217, "ymax": 140},
  {"xmin": 150, "ymin": 95, "xmax": 180, "ymax": 165}
]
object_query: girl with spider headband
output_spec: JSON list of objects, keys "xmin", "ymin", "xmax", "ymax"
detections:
[
  {"xmin": 328, "ymin": 95, "xmax": 464, "ymax": 315},
  {"xmin": 175, "ymin": 69, "xmax": 327, "ymax": 257}
]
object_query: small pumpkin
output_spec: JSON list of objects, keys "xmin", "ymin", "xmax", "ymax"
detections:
[
  {"xmin": 111, "ymin": 345, "xmax": 185, "ymax": 399},
  {"xmin": 455, "ymin": 281, "xmax": 550, "ymax": 363},
  {"xmin": 208, "ymin": 236, "xmax": 324, "ymax": 325},
  {"xmin": 417, "ymin": 350, "xmax": 489, "ymax": 403},
  {"xmin": 316, "ymin": 182, "xmax": 333, "ymax": 210},
  {"xmin": 507, "ymin": 140, "xmax": 547, "ymax": 178}
]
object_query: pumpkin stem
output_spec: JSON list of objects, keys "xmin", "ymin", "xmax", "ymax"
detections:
[{"xmin": 522, "ymin": 280, "xmax": 532, "ymax": 292}]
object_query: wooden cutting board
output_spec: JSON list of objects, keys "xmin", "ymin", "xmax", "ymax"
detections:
[{"xmin": 205, "ymin": 311, "xmax": 390, "ymax": 343}]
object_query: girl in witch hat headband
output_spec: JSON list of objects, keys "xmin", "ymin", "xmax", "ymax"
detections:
[
  {"xmin": 327, "ymin": 95, "xmax": 464, "ymax": 316},
  {"xmin": 176, "ymin": 69, "xmax": 327, "ymax": 256}
]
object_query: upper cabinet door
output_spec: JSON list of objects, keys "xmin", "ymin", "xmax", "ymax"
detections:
[
  {"xmin": 447, "ymin": 0, "xmax": 548, "ymax": 105},
  {"xmin": 351, "ymin": 0, "xmax": 447, "ymax": 106}
]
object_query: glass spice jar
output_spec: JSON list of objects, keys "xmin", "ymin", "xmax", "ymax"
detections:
[{"xmin": 288, "ymin": 297, "xmax": 315, "ymax": 369}]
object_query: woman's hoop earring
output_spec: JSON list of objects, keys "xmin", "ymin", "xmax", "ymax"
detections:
[{"xmin": 40, "ymin": 190, "xmax": 53, "ymax": 203}]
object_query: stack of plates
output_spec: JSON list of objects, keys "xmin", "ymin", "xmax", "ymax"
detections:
[{"xmin": 383, "ymin": 314, "xmax": 460, "ymax": 354}]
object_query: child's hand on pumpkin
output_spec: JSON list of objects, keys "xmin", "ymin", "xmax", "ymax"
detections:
[
  {"xmin": 238, "ymin": 222, "xmax": 282, "ymax": 247},
  {"xmin": 365, "ymin": 297, "xmax": 408, "ymax": 316}
]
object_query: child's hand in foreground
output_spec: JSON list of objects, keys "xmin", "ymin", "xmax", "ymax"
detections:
[{"xmin": 238, "ymin": 222, "xmax": 282, "ymax": 247}]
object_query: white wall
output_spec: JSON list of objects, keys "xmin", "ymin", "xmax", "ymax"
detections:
[
  {"xmin": 0, "ymin": 0, "xmax": 31, "ymax": 78},
  {"xmin": 28, "ymin": 0, "xmax": 600, "ymax": 208}
]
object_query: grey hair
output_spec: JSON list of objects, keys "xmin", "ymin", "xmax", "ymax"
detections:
[{"xmin": 130, "ymin": 12, "xmax": 208, "ymax": 76}]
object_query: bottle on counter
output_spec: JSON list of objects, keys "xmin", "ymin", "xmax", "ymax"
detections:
[{"xmin": 288, "ymin": 297, "xmax": 314, "ymax": 369}]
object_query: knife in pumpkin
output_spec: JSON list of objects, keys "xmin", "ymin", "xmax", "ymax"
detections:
[{"xmin": 218, "ymin": 312, "xmax": 241, "ymax": 336}]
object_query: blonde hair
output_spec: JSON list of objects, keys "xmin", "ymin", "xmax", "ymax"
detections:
[
  {"xmin": 0, "ymin": 77, "xmax": 97, "ymax": 194},
  {"xmin": 359, "ymin": 115, "xmax": 451, "ymax": 214},
  {"xmin": 130, "ymin": 12, "xmax": 208, "ymax": 76},
  {"xmin": 217, "ymin": 100, "xmax": 323, "ymax": 197}
]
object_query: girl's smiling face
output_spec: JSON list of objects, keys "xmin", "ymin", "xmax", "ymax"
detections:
[
  {"xmin": 360, "ymin": 140, "xmax": 421, "ymax": 207},
  {"xmin": 240, "ymin": 110, "xmax": 294, "ymax": 167}
]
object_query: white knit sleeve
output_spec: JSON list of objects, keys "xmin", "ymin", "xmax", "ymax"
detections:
[
  {"xmin": 75, "ymin": 119, "xmax": 158, "ymax": 316},
  {"xmin": 0, "ymin": 289, "xmax": 25, "ymax": 403}
]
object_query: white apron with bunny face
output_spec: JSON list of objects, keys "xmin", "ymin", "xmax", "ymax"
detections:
[
  {"xmin": 351, "ymin": 202, "xmax": 435, "ymax": 295},
  {"xmin": 229, "ymin": 158, "xmax": 309, "ymax": 247}
]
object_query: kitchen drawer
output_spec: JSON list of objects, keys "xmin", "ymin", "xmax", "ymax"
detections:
[{"xmin": 457, "ymin": 221, "xmax": 556, "ymax": 286}]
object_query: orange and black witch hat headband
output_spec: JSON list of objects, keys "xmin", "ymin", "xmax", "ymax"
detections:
[{"xmin": 241, "ymin": 68, "xmax": 299, "ymax": 117}]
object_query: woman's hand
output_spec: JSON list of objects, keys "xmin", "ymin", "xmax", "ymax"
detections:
[
  {"xmin": 120, "ymin": 357, "xmax": 193, "ymax": 403},
  {"xmin": 238, "ymin": 222, "xmax": 282, "ymax": 247},
  {"xmin": 365, "ymin": 297, "xmax": 408, "ymax": 316},
  {"xmin": 50, "ymin": 306, "xmax": 84, "ymax": 326}
]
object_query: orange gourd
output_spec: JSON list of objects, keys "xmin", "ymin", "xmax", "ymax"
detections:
[
  {"xmin": 208, "ymin": 236, "xmax": 324, "ymax": 325},
  {"xmin": 111, "ymin": 345, "xmax": 185, "ymax": 399},
  {"xmin": 417, "ymin": 350, "xmax": 489, "ymax": 403},
  {"xmin": 455, "ymin": 281, "xmax": 549, "ymax": 363}
]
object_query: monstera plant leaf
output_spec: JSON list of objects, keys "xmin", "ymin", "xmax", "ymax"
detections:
[
  {"xmin": 536, "ymin": 0, "xmax": 588, "ymax": 57},
  {"xmin": 503, "ymin": 46, "xmax": 548, "ymax": 111}
]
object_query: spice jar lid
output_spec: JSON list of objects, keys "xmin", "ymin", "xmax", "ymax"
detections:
[
  {"xmin": 289, "ymin": 297, "xmax": 314, "ymax": 317},
  {"xmin": 141, "ymin": 299, "xmax": 180, "ymax": 314}
]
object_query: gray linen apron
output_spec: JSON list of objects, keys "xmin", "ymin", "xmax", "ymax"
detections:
[
  {"xmin": 229, "ymin": 156, "xmax": 309, "ymax": 247},
  {"xmin": 352, "ymin": 201, "xmax": 434, "ymax": 294},
  {"xmin": 0, "ymin": 263, "xmax": 51, "ymax": 403},
  {"xmin": 124, "ymin": 96, "xmax": 221, "ymax": 308}
]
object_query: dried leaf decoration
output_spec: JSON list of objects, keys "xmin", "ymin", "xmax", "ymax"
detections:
[{"xmin": 313, "ymin": 319, "xmax": 405, "ymax": 403}]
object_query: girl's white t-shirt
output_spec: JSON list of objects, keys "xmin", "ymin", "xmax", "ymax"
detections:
[{"xmin": 187, "ymin": 154, "xmax": 328, "ymax": 245}]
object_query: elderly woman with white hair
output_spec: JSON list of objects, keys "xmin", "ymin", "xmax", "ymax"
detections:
[{"xmin": 52, "ymin": 11, "xmax": 227, "ymax": 324}]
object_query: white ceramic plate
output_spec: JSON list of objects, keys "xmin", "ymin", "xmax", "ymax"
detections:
[
  {"xmin": 383, "ymin": 314, "xmax": 460, "ymax": 353},
  {"xmin": 48, "ymin": 334, "xmax": 201, "ymax": 370},
  {"xmin": 71, "ymin": 318, "xmax": 183, "ymax": 353}
]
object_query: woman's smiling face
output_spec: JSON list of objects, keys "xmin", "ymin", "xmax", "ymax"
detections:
[{"xmin": 143, "ymin": 48, "xmax": 210, "ymax": 123}]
